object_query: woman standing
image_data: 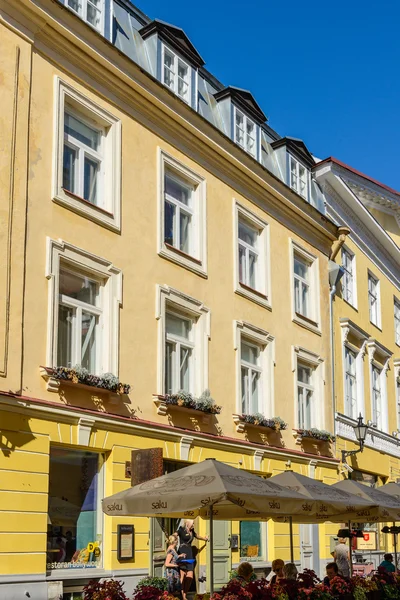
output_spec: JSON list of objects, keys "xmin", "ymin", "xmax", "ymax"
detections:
[
  {"xmin": 165, "ymin": 535, "xmax": 185, "ymax": 596},
  {"xmin": 176, "ymin": 519, "xmax": 209, "ymax": 600}
]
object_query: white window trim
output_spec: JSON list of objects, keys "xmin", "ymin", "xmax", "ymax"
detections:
[
  {"xmin": 341, "ymin": 245, "xmax": 358, "ymax": 309},
  {"xmin": 156, "ymin": 285, "xmax": 210, "ymax": 396},
  {"xmin": 288, "ymin": 154, "xmax": 309, "ymax": 201},
  {"xmin": 161, "ymin": 44, "xmax": 192, "ymax": 104},
  {"xmin": 394, "ymin": 359, "xmax": 400, "ymax": 432},
  {"xmin": 366, "ymin": 340, "xmax": 391, "ymax": 433},
  {"xmin": 340, "ymin": 319, "xmax": 368, "ymax": 420},
  {"xmin": 233, "ymin": 201, "xmax": 271, "ymax": 309},
  {"xmin": 62, "ymin": 0, "xmax": 105, "ymax": 33},
  {"xmin": 290, "ymin": 240, "xmax": 321, "ymax": 334},
  {"xmin": 165, "ymin": 310, "xmax": 195, "ymax": 395},
  {"xmin": 233, "ymin": 106, "xmax": 259, "ymax": 159},
  {"xmin": 292, "ymin": 346, "xmax": 325, "ymax": 430},
  {"xmin": 234, "ymin": 321, "xmax": 275, "ymax": 417},
  {"xmin": 394, "ymin": 298, "xmax": 400, "ymax": 347},
  {"xmin": 45, "ymin": 237, "xmax": 122, "ymax": 375},
  {"xmin": 239, "ymin": 520, "xmax": 267, "ymax": 562},
  {"xmin": 53, "ymin": 77, "xmax": 122, "ymax": 232},
  {"xmin": 157, "ymin": 148, "xmax": 207, "ymax": 277},
  {"xmin": 368, "ymin": 270, "xmax": 381, "ymax": 329}
]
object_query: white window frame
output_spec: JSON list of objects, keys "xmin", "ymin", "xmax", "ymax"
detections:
[
  {"xmin": 161, "ymin": 44, "xmax": 192, "ymax": 104},
  {"xmin": 341, "ymin": 246, "xmax": 357, "ymax": 308},
  {"xmin": 53, "ymin": 78, "xmax": 122, "ymax": 232},
  {"xmin": 340, "ymin": 320, "xmax": 368, "ymax": 420},
  {"xmin": 58, "ymin": 266, "xmax": 103, "ymax": 373},
  {"xmin": 290, "ymin": 240, "xmax": 320, "ymax": 333},
  {"xmin": 368, "ymin": 271, "xmax": 381, "ymax": 328},
  {"xmin": 366, "ymin": 340, "xmax": 391, "ymax": 433},
  {"xmin": 46, "ymin": 238, "xmax": 122, "ymax": 376},
  {"xmin": 344, "ymin": 345, "xmax": 358, "ymax": 420},
  {"xmin": 234, "ymin": 321, "xmax": 274, "ymax": 417},
  {"xmin": 156, "ymin": 285, "xmax": 210, "ymax": 396},
  {"xmin": 292, "ymin": 346, "xmax": 324, "ymax": 430},
  {"xmin": 233, "ymin": 202, "xmax": 271, "ymax": 309},
  {"xmin": 165, "ymin": 310, "xmax": 195, "ymax": 395},
  {"xmin": 158, "ymin": 149, "xmax": 207, "ymax": 276},
  {"xmin": 394, "ymin": 298, "xmax": 400, "ymax": 346},
  {"xmin": 234, "ymin": 106, "xmax": 258, "ymax": 159},
  {"xmin": 289, "ymin": 155, "xmax": 309, "ymax": 200},
  {"xmin": 394, "ymin": 360, "xmax": 400, "ymax": 432},
  {"xmin": 62, "ymin": 0, "xmax": 105, "ymax": 33}
]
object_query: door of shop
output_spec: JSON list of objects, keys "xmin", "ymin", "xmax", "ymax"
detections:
[
  {"xmin": 300, "ymin": 524, "xmax": 319, "ymax": 573},
  {"xmin": 207, "ymin": 520, "xmax": 231, "ymax": 590}
]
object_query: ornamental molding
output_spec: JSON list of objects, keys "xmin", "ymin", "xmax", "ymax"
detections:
[
  {"xmin": 336, "ymin": 413, "xmax": 400, "ymax": 459},
  {"xmin": 323, "ymin": 181, "xmax": 400, "ymax": 290}
]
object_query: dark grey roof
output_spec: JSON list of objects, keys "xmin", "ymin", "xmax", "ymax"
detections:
[
  {"xmin": 271, "ymin": 137, "xmax": 315, "ymax": 168},
  {"xmin": 214, "ymin": 86, "xmax": 267, "ymax": 124},
  {"xmin": 139, "ymin": 19, "xmax": 205, "ymax": 67}
]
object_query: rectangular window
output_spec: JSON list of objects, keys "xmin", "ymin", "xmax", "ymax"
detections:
[
  {"xmin": 63, "ymin": 111, "xmax": 103, "ymax": 206},
  {"xmin": 54, "ymin": 79, "xmax": 122, "ymax": 231},
  {"xmin": 290, "ymin": 156, "xmax": 308, "ymax": 199},
  {"xmin": 66, "ymin": 0, "xmax": 103, "ymax": 30},
  {"xmin": 371, "ymin": 365, "xmax": 382, "ymax": 429},
  {"xmin": 240, "ymin": 340, "xmax": 262, "ymax": 414},
  {"xmin": 397, "ymin": 379, "xmax": 400, "ymax": 431},
  {"xmin": 240, "ymin": 521, "xmax": 263, "ymax": 561},
  {"xmin": 235, "ymin": 109, "xmax": 257, "ymax": 157},
  {"xmin": 162, "ymin": 46, "xmax": 191, "ymax": 103},
  {"xmin": 297, "ymin": 362, "xmax": 313, "ymax": 429},
  {"xmin": 395, "ymin": 299, "xmax": 400, "ymax": 345},
  {"xmin": 164, "ymin": 170, "xmax": 194, "ymax": 256},
  {"xmin": 57, "ymin": 267, "xmax": 102, "ymax": 373},
  {"xmin": 344, "ymin": 347, "xmax": 357, "ymax": 419},
  {"xmin": 342, "ymin": 248, "xmax": 355, "ymax": 306},
  {"xmin": 47, "ymin": 447, "xmax": 103, "ymax": 571},
  {"xmin": 368, "ymin": 273, "xmax": 380, "ymax": 327},
  {"xmin": 238, "ymin": 218, "xmax": 259, "ymax": 290},
  {"xmin": 165, "ymin": 311, "xmax": 195, "ymax": 395},
  {"xmin": 294, "ymin": 254, "xmax": 310, "ymax": 318}
]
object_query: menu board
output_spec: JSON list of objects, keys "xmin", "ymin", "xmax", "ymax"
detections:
[{"xmin": 117, "ymin": 525, "xmax": 134, "ymax": 560}]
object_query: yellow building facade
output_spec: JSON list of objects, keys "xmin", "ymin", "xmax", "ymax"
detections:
[{"xmin": 2, "ymin": 0, "xmax": 398, "ymax": 599}]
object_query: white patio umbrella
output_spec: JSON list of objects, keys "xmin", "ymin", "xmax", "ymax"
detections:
[
  {"xmin": 269, "ymin": 471, "xmax": 377, "ymax": 563},
  {"xmin": 102, "ymin": 459, "xmax": 312, "ymax": 593},
  {"xmin": 332, "ymin": 480, "xmax": 400, "ymax": 522}
]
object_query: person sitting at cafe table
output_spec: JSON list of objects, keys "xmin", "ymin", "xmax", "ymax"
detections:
[
  {"xmin": 236, "ymin": 562, "xmax": 256, "ymax": 582},
  {"xmin": 380, "ymin": 553, "xmax": 396, "ymax": 573},
  {"xmin": 269, "ymin": 559, "xmax": 285, "ymax": 584},
  {"xmin": 323, "ymin": 562, "xmax": 339, "ymax": 586}
]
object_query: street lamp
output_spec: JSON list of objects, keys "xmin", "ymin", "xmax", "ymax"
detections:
[{"xmin": 341, "ymin": 414, "xmax": 369, "ymax": 465}]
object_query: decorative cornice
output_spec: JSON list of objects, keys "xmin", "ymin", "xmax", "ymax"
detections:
[{"xmin": 323, "ymin": 181, "xmax": 400, "ymax": 289}]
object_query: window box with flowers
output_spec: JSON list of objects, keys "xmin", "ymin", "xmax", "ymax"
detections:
[
  {"xmin": 153, "ymin": 389, "xmax": 221, "ymax": 422},
  {"xmin": 294, "ymin": 427, "xmax": 335, "ymax": 445},
  {"xmin": 233, "ymin": 413, "xmax": 287, "ymax": 434},
  {"xmin": 40, "ymin": 365, "xmax": 130, "ymax": 399}
]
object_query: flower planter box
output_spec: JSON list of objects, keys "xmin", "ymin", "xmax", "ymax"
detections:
[
  {"xmin": 293, "ymin": 429, "xmax": 335, "ymax": 445},
  {"xmin": 233, "ymin": 414, "xmax": 286, "ymax": 434},
  {"xmin": 40, "ymin": 366, "xmax": 128, "ymax": 402},
  {"xmin": 153, "ymin": 395, "xmax": 217, "ymax": 423}
]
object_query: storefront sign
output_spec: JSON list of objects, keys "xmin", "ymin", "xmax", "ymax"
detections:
[
  {"xmin": 357, "ymin": 531, "xmax": 377, "ymax": 550},
  {"xmin": 117, "ymin": 524, "xmax": 134, "ymax": 561}
]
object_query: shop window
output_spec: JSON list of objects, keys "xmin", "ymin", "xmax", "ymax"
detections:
[
  {"xmin": 47, "ymin": 447, "xmax": 103, "ymax": 571},
  {"xmin": 240, "ymin": 521, "xmax": 263, "ymax": 561}
]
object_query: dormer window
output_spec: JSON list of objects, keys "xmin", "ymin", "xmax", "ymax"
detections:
[
  {"xmin": 162, "ymin": 46, "xmax": 191, "ymax": 103},
  {"xmin": 64, "ymin": 0, "xmax": 103, "ymax": 31},
  {"xmin": 289, "ymin": 156, "xmax": 308, "ymax": 199},
  {"xmin": 235, "ymin": 108, "xmax": 257, "ymax": 158}
]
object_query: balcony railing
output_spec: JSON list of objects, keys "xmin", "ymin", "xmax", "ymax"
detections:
[{"xmin": 336, "ymin": 412, "xmax": 400, "ymax": 458}]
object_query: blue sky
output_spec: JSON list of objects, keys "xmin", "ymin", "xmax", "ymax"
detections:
[{"xmin": 136, "ymin": 0, "xmax": 400, "ymax": 190}]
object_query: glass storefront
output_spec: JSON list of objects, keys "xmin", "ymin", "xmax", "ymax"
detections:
[{"xmin": 47, "ymin": 447, "xmax": 103, "ymax": 571}]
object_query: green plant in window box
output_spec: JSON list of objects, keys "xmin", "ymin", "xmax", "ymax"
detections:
[
  {"xmin": 297, "ymin": 428, "xmax": 335, "ymax": 442},
  {"xmin": 165, "ymin": 389, "xmax": 222, "ymax": 414},
  {"xmin": 241, "ymin": 413, "xmax": 288, "ymax": 431},
  {"xmin": 51, "ymin": 365, "xmax": 130, "ymax": 394}
]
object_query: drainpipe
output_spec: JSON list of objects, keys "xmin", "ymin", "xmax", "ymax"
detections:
[{"xmin": 329, "ymin": 227, "xmax": 351, "ymax": 440}]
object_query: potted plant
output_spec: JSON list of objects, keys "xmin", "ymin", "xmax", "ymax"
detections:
[{"xmin": 83, "ymin": 579, "xmax": 129, "ymax": 600}]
